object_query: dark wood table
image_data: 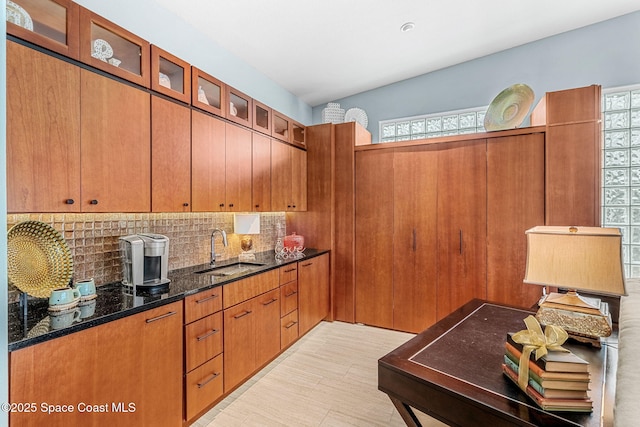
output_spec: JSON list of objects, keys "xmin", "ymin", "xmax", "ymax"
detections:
[{"xmin": 378, "ymin": 299, "xmax": 617, "ymax": 427}]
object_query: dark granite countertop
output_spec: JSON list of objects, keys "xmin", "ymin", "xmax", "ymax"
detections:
[{"xmin": 8, "ymin": 249, "xmax": 328, "ymax": 352}]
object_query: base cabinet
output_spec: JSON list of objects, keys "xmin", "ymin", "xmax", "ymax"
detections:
[
  {"xmin": 298, "ymin": 253, "xmax": 330, "ymax": 336},
  {"xmin": 9, "ymin": 301, "xmax": 183, "ymax": 427}
]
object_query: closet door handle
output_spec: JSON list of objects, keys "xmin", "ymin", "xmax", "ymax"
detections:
[{"xmin": 412, "ymin": 229, "xmax": 417, "ymax": 252}]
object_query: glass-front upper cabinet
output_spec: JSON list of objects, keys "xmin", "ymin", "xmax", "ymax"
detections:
[
  {"xmin": 79, "ymin": 7, "xmax": 150, "ymax": 87},
  {"xmin": 291, "ymin": 120, "xmax": 306, "ymax": 147},
  {"xmin": 253, "ymin": 101, "xmax": 272, "ymax": 135},
  {"xmin": 151, "ymin": 45, "xmax": 190, "ymax": 103},
  {"xmin": 6, "ymin": 0, "xmax": 80, "ymax": 59},
  {"xmin": 226, "ymin": 85, "xmax": 253, "ymax": 127},
  {"xmin": 272, "ymin": 110, "xmax": 290, "ymax": 143},
  {"xmin": 191, "ymin": 67, "xmax": 226, "ymax": 118}
]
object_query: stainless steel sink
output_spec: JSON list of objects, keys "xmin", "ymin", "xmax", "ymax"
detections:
[{"xmin": 195, "ymin": 262, "xmax": 266, "ymax": 277}]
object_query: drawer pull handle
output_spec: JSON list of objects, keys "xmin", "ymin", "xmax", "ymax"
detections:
[
  {"xmin": 262, "ymin": 298, "xmax": 278, "ymax": 306},
  {"xmin": 233, "ymin": 310, "xmax": 252, "ymax": 319},
  {"xmin": 284, "ymin": 321, "xmax": 298, "ymax": 329},
  {"xmin": 196, "ymin": 328, "xmax": 220, "ymax": 342},
  {"xmin": 284, "ymin": 268, "xmax": 296, "ymax": 273},
  {"xmin": 301, "ymin": 262, "xmax": 313, "ymax": 267},
  {"xmin": 145, "ymin": 311, "xmax": 177, "ymax": 323},
  {"xmin": 284, "ymin": 290, "xmax": 298, "ymax": 298},
  {"xmin": 195, "ymin": 294, "xmax": 219, "ymax": 304},
  {"xmin": 197, "ymin": 372, "xmax": 220, "ymax": 388}
]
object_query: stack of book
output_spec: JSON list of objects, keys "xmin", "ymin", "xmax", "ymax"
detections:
[{"xmin": 502, "ymin": 332, "xmax": 592, "ymax": 412}]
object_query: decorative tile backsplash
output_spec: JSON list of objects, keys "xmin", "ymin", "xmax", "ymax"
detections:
[{"xmin": 7, "ymin": 212, "xmax": 286, "ymax": 302}]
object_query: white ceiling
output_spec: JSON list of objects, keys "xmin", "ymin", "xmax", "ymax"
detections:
[{"xmin": 151, "ymin": 0, "xmax": 640, "ymax": 107}]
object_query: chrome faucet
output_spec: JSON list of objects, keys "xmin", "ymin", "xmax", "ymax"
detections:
[{"xmin": 210, "ymin": 228, "xmax": 228, "ymax": 266}]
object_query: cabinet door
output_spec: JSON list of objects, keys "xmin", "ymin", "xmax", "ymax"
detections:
[
  {"xmin": 80, "ymin": 69, "xmax": 150, "ymax": 212},
  {"xmin": 185, "ymin": 311, "xmax": 223, "ymax": 372},
  {"xmin": 9, "ymin": 301, "xmax": 183, "ymax": 426},
  {"xmin": 223, "ymin": 299, "xmax": 255, "ymax": 392},
  {"xmin": 271, "ymin": 140, "xmax": 291, "ymax": 211},
  {"xmin": 192, "ymin": 110, "xmax": 226, "ymax": 211},
  {"xmin": 355, "ymin": 150, "xmax": 394, "ymax": 329},
  {"xmin": 225, "ymin": 123, "xmax": 253, "ymax": 212},
  {"xmin": 291, "ymin": 147, "xmax": 307, "ymax": 211},
  {"xmin": 7, "ymin": 41, "xmax": 81, "ymax": 213},
  {"xmin": 151, "ymin": 96, "xmax": 191, "ymax": 212},
  {"xmin": 437, "ymin": 139, "xmax": 487, "ymax": 320},
  {"xmin": 487, "ymin": 133, "xmax": 545, "ymax": 308},
  {"xmin": 298, "ymin": 254, "xmax": 330, "ymax": 335},
  {"xmin": 393, "ymin": 146, "xmax": 438, "ymax": 333},
  {"xmin": 254, "ymin": 289, "xmax": 281, "ymax": 367},
  {"xmin": 138, "ymin": 303, "xmax": 184, "ymax": 426},
  {"xmin": 252, "ymin": 133, "xmax": 272, "ymax": 211}
]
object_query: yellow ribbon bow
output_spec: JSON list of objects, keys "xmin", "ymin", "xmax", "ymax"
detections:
[{"xmin": 511, "ymin": 315, "xmax": 569, "ymax": 391}]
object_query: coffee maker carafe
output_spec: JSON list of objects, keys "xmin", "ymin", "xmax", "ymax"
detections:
[{"xmin": 119, "ymin": 233, "xmax": 170, "ymax": 288}]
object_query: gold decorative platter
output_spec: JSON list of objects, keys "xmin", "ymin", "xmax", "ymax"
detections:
[
  {"xmin": 484, "ymin": 83, "xmax": 534, "ymax": 131},
  {"xmin": 7, "ymin": 221, "xmax": 73, "ymax": 298}
]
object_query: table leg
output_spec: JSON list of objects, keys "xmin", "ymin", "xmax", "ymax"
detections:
[{"xmin": 389, "ymin": 396, "xmax": 422, "ymax": 427}]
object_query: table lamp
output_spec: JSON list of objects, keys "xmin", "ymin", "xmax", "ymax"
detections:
[
  {"xmin": 523, "ymin": 226, "xmax": 626, "ymax": 347},
  {"xmin": 234, "ymin": 213, "xmax": 261, "ymax": 261}
]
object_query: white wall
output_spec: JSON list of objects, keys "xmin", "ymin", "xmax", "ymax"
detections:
[
  {"xmin": 74, "ymin": 0, "xmax": 313, "ymax": 124},
  {"xmin": 314, "ymin": 11, "xmax": 640, "ymax": 142}
]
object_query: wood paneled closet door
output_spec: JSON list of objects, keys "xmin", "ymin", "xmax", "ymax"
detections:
[
  {"xmin": 355, "ymin": 149, "xmax": 394, "ymax": 329},
  {"xmin": 436, "ymin": 139, "xmax": 487, "ymax": 320},
  {"xmin": 392, "ymin": 146, "xmax": 438, "ymax": 333}
]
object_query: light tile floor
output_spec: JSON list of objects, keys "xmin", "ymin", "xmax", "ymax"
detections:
[{"xmin": 193, "ymin": 321, "xmax": 446, "ymax": 427}]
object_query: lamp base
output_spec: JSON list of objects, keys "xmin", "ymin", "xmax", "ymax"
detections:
[
  {"xmin": 536, "ymin": 292, "xmax": 612, "ymax": 347},
  {"xmin": 238, "ymin": 251, "xmax": 256, "ymax": 262}
]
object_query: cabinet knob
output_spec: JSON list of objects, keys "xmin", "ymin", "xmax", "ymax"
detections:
[
  {"xmin": 183, "ymin": 202, "xmax": 189, "ymax": 207},
  {"xmin": 65, "ymin": 199, "xmax": 75, "ymax": 205},
  {"xmin": 89, "ymin": 199, "xmax": 99, "ymax": 205},
  {"xmin": 229, "ymin": 203, "xmax": 234, "ymax": 208},
  {"xmin": 219, "ymin": 203, "xmax": 225, "ymax": 208},
  {"xmin": 255, "ymin": 204, "xmax": 260, "ymax": 209}
]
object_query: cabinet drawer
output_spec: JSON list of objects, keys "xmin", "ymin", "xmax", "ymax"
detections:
[
  {"xmin": 223, "ymin": 269, "xmax": 278, "ymax": 308},
  {"xmin": 280, "ymin": 281, "xmax": 298, "ymax": 317},
  {"xmin": 185, "ymin": 353, "xmax": 223, "ymax": 421},
  {"xmin": 281, "ymin": 310, "xmax": 299, "ymax": 349},
  {"xmin": 279, "ymin": 263, "xmax": 298, "ymax": 285},
  {"xmin": 185, "ymin": 311, "xmax": 223, "ymax": 372},
  {"xmin": 184, "ymin": 288, "xmax": 222, "ymax": 324}
]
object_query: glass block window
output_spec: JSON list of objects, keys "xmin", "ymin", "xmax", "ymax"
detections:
[
  {"xmin": 379, "ymin": 106, "xmax": 488, "ymax": 143},
  {"xmin": 602, "ymin": 84, "xmax": 640, "ymax": 277}
]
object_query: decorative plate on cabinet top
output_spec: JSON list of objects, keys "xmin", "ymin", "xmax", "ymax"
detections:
[
  {"xmin": 484, "ymin": 83, "xmax": 534, "ymax": 131},
  {"xmin": 344, "ymin": 107, "xmax": 369, "ymax": 129},
  {"xmin": 7, "ymin": 221, "xmax": 73, "ymax": 299},
  {"xmin": 6, "ymin": 1, "xmax": 33, "ymax": 31}
]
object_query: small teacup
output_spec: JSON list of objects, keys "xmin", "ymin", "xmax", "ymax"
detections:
[
  {"xmin": 49, "ymin": 287, "xmax": 81, "ymax": 307},
  {"xmin": 49, "ymin": 308, "xmax": 82, "ymax": 330},
  {"xmin": 79, "ymin": 300, "xmax": 97, "ymax": 319},
  {"xmin": 74, "ymin": 278, "xmax": 96, "ymax": 297}
]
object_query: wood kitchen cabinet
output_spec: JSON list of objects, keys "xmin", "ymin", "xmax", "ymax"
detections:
[
  {"xmin": 253, "ymin": 100, "xmax": 272, "ymax": 135},
  {"xmin": 252, "ymin": 133, "xmax": 272, "ymax": 212},
  {"xmin": 226, "ymin": 85, "xmax": 253, "ymax": 127},
  {"xmin": 487, "ymin": 133, "xmax": 545, "ymax": 308},
  {"xmin": 80, "ymin": 69, "xmax": 151, "ymax": 212},
  {"xmin": 279, "ymin": 263, "xmax": 299, "ymax": 348},
  {"xmin": 9, "ymin": 301, "xmax": 183, "ymax": 427},
  {"xmin": 271, "ymin": 141, "xmax": 307, "ymax": 211},
  {"xmin": 6, "ymin": 0, "xmax": 80, "ymax": 59},
  {"xmin": 223, "ymin": 288, "xmax": 281, "ymax": 392},
  {"xmin": 298, "ymin": 253, "xmax": 330, "ymax": 336},
  {"xmin": 7, "ymin": 40, "xmax": 81, "ymax": 213},
  {"xmin": 151, "ymin": 95, "xmax": 192, "ymax": 212},
  {"xmin": 191, "ymin": 110, "xmax": 226, "ymax": 211},
  {"xmin": 184, "ymin": 288, "xmax": 224, "ymax": 422},
  {"xmin": 224, "ymin": 123, "xmax": 253, "ymax": 212},
  {"xmin": 151, "ymin": 45, "xmax": 190, "ymax": 103},
  {"xmin": 436, "ymin": 139, "xmax": 487, "ymax": 320}
]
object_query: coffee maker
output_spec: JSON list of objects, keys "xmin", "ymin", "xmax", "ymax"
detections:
[{"xmin": 119, "ymin": 233, "xmax": 171, "ymax": 289}]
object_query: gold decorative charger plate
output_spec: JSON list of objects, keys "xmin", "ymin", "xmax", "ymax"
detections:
[
  {"xmin": 484, "ymin": 83, "xmax": 534, "ymax": 131},
  {"xmin": 7, "ymin": 221, "xmax": 73, "ymax": 298}
]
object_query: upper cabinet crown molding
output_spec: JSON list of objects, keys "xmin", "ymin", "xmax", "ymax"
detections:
[
  {"xmin": 78, "ymin": 6, "xmax": 150, "ymax": 88},
  {"xmin": 6, "ymin": 0, "xmax": 80, "ymax": 59}
]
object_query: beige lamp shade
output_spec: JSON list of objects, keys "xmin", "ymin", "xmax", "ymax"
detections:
[
  {"xmin": 524, "ymin": 226, "xmax": 626, "ymax": 296},
  {"xmin": 234, "ymin": 214, "xmax": 261, "ymax": 235}
]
